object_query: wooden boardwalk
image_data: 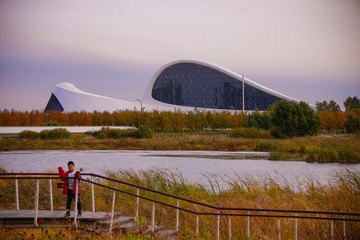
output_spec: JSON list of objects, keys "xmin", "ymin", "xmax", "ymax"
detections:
[
  {"xmin": 0, "ymin": 209, "xmax": 111, "ymax": 220},
  {"xmin": 0, "ymin": 210, "xmax": 177, "ymax": 239},
  {"xmin": 0, "ymin": 210, "xmax": 121, "ymax": 229}
]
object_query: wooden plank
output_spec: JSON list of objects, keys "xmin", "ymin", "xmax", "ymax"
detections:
[{"xmin": 0, "ymin": 210, "xmax": 116, "ymax": 220}]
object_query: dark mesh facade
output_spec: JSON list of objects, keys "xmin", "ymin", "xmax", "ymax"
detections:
[
  {"xmin": 45, "ymin": 93, "xmax": 64, "ymax": 112},
  {"xmin": 152, "ymin": 63, "xmax": 281, "ymax": 110}
]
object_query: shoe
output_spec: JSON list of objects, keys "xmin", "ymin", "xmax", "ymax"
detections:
[
  {"xmin": 64, "ymin": 211, "xmax": 70, "ymax": 217},
  {"xmin": 78, "ymin": 211, "xmax": 82, "ymax": 217}
]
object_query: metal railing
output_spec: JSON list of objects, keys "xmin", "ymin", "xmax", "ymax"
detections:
[{"xmin": 1, "ymin": 172, "xmax": 360, "ymax": 239}]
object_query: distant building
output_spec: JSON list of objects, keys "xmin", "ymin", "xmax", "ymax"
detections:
[{"xmin": 45, "ymin": 60, "xmax": 299, "ymax": 112}]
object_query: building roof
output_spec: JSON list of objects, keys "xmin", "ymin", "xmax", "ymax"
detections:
[{"xmin": 46, "ymin": 60, "xmax": 302, "ymax": 112}]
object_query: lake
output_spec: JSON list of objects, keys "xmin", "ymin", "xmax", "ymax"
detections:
[{"xmin": 1, "ymin": 150, "xmax": 359, "ymax": 190}]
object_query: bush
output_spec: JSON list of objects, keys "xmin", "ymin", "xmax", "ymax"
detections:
[
  {"xmin": 39, "ymin": 128, "xmax": 71, "ymax": 139},
  {"xmin": 269, "ymin": 126, "xmax": 283, "ymax": 139},
  {"xmin": 18, "ymin": 130, "xmax": 39, "ymax": 139},
  {"xmin": 136, "ymin": 124, "xmax": 153, "ymax": 139},
  {"xmin": 86, "ymin": 126, "xmax": 153, "ymax": 139},
  {"xmin": 229, "ymin": 127, "xmax": 271, "ymax": 139},
  {"xmin": 40, "ymin": 121, "xmax": 64, "ymax": 126},
  {"xmin": 86, "ymin": 127, "xmax": 138, "ymax": 139}
]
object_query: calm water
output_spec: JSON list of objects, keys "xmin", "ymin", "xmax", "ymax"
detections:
[{"xmin": 1, "ymin": 150, "xmax": 359, "ymax": 190}]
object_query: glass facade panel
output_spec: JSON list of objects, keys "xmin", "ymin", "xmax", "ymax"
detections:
[
  {"xmin": 45, "ymin": 93, "xmax": 64, "ymax": 112},
  {"xmin": 152, "ymin": 63, "xmax": 282, "ymax": 110},
  {"xmin": 244, "ymin": 83, "xmax": 280, "ymax": 110}
]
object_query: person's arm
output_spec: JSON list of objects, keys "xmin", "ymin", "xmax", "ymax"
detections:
[
  {"xmin": 75, "ymin": 170, "xmax": 81, "ymax": 179},
  {"xmin": 58, "ymin": 167, "xmax": 66, "ymax": 181}
]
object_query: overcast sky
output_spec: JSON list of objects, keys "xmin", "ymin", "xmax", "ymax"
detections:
[{"xmin": 1, "ymin": 0, "xmax": 359, "ymax": 111}]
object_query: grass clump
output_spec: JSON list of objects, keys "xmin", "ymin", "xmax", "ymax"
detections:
[
  {"xmin": 18, "ymin": 130, "xmax": 39, "ymax": 139},
  {"xmin": 229, "ymin": 127, "xmax": 272, "ymax": 139},
  {"xmin": 39, "ymin": 128, "xmax": 70, "ymax": 139},
  {"xmin": 19, "ymin": 128, "xmax": 71, "ymax": 140},
  {"xmin": 87, "ymin": 125, "xmax": 153, "ymax": 139},
  {"xmin": 86, "ymin": 127, "xmax": 137, "ymax": 139}
]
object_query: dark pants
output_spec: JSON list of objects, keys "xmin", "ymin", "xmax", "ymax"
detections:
[{"xmin": 66, "ymin": 191, "xmax": 81, "ymax": 212}]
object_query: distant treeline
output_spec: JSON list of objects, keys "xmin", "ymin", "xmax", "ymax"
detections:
[{"xmin": 1, "ymin": 99, "xmax": 360, "ymax": 135}]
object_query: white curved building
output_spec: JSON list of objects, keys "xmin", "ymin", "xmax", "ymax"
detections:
[{"xmin": 45, "ymin": 60, "xmax": 300, "ymax": 112}]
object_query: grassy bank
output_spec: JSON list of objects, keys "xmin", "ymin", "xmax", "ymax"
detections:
[
  {"xmin": 0, "ymin": 168, "xmax": 359, "ymax": 239},
  {"xmin": 1, "ymin": 132, "xmax": 360, "ymax": 163}
]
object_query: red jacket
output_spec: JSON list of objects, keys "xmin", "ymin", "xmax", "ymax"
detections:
[{"xmin": 58, "ymin": 167, "xmax": 81, "ymax": 195}]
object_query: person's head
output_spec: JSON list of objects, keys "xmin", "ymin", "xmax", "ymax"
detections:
[{"xmin": 68, "ymin": 161, "xmax": 74, "ymax": 172}]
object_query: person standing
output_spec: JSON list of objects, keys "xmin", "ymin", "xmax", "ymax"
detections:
[{"xmin": 58, "ymin": 161, "xmax": 82, "ymax": 217}]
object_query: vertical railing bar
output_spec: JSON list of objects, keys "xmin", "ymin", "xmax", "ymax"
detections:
[
  {"xmin": 331, "ymin": 220, "xmax": 334, "ymax": 240},
  {"xmin": 343, "ymin": 215, "xmax": 346, "ymax": 239},
  {"xmin": 196, "ymin": 214, "xmax": 199, "ymax": 237},
  {"xmin": 49, "ymin": 175, "xmax": 53, "ymax": 211},
  {"xmin": 74, "ymin": 179, "xmax": 79, "ymax": 228},
  {"xmin": 247, "ymin": 211, "xmax": 250, "ymax": 238},
  {"xmin": 228, "ymin": 214, "xmax": 232, "ymax": 240},
  {"xmin": 217, "ymin": 210, "xmax": 220, "ymax": 240},
  {"xmin": 34, "ymin": 178, "xmax": 39, "ymax": 227},
  {"xmin": 176, "ymin": 199, "xmax": 179, "ymax": 232},
  {"xmin": 109, "ymin": 191, "xmax": 116, "ymax": 235},
  {"xmin": 295, "ymin": 213, "xmax": 298, "ymax": 240},
  {"xmin": 15, "ymin": 175, "xmax": 19, "ymax": 211},
  {"xmin": 91, "ymin": 175, "xmax": 95, "ymax": 212},
  {"xmin": 151, "ymin": 201, "xmax": 155, "ymax": 238},
  {"xmin": 277, "ymin": 218, "xmax": 281, "ymax": 240},
  {"xmin": 136, "ymin": 188, "xmax": 140, "ymax": 218}
]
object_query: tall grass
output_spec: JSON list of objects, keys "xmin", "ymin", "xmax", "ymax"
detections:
[{"xmin": 1, "ymin": 167, "xmax": 359, "ymax": 239}]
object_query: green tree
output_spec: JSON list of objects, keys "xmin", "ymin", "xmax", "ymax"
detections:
[
  {"xmin": 344, "ymin": 113, "xmax": 360, "ymax": 133},
  {"xmin": 316, "ymin": 100, "xmax": 328, "ymax": 112},
  {"xmin": 247, "ymin": 111, "xmax": 270, "ymax": 130},
  {"xmin": 316, "ymin": 100, "xmax": 340, "ymax": 112},
  {"xmin": 270, "ymin": 100, "xmax": 320, "ymax": 138},
  {"xmin": 344, "ymin": 96, "xmax": 360, "ymax": 111}
]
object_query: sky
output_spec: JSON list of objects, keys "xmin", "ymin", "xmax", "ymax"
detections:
[{"xmin": 0, "ymin": 0, "xmax": 359, "ymax": 111}]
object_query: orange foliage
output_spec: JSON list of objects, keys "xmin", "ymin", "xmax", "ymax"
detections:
[{"xmin": 2, "ymin": 109, "xmax": 354, "ymax": 133}]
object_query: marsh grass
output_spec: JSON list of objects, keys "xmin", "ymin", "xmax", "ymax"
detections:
[
  {"xmin": 1, "ymin": 133, "xmax": 360, "ymax": 162},
  {"xmin": 1, "ymin": 167, "xmax": 359, "ymax": 239}
]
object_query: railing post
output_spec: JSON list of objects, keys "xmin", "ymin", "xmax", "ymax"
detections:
[
  {"xmin": 176, "ymin": 199, "xmax": 179, "ymax": 232},
  {"xmin": 74, "ymin": 179, "xmax": 79, "ymax": 228},
  {"xmin": 136, "ymin": 188, "xmax": 140, "ymax": 218},
  {"xmin": 49, "ymin": 175, "xmax": 53, "ymax": 211},
  {"xmin": 15, "ymin": 175, "xmax": 19, "ymax": 211},
  {"xmin": 91, "ymin": 175, "xmax": 95, "ymax": 212},
  {"xmin": 196, "ymin": 214, "xmax": 199, "ymax": 237},
  {"xmin": 343, "ymin": 215, "xmax": 346, "ymax": 239},
  {"xmin": 331, "ymin": 220, "xmax": 334, "ymax": 240},
  {"xmin": 228, "ymin": 215, "xmax": 232, "ymax": 240},
  {"xmin": 110, "ymin": 191, "xmax": 116, "ymax": 235},
  {"xmin": 34, "ymin": 178, "xmax": 39, "ymax": 227},
  {"xmin": 217, "ymin": 210, "xmax": 220, "ymax": 240},
  {"xmin": 151, "ymin": 201, "xmax": 155, "ymax": 237},
  {"xmin": 295, "ymin": 213, "xmax": 298, "ymax": 240},
  {"xmin": 247, "ymin": 211, "xmax": 250, "ymax": 238},
  {"xmin": 277, "ymin": 218, "xmax": 281, "ymax": 240}
]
